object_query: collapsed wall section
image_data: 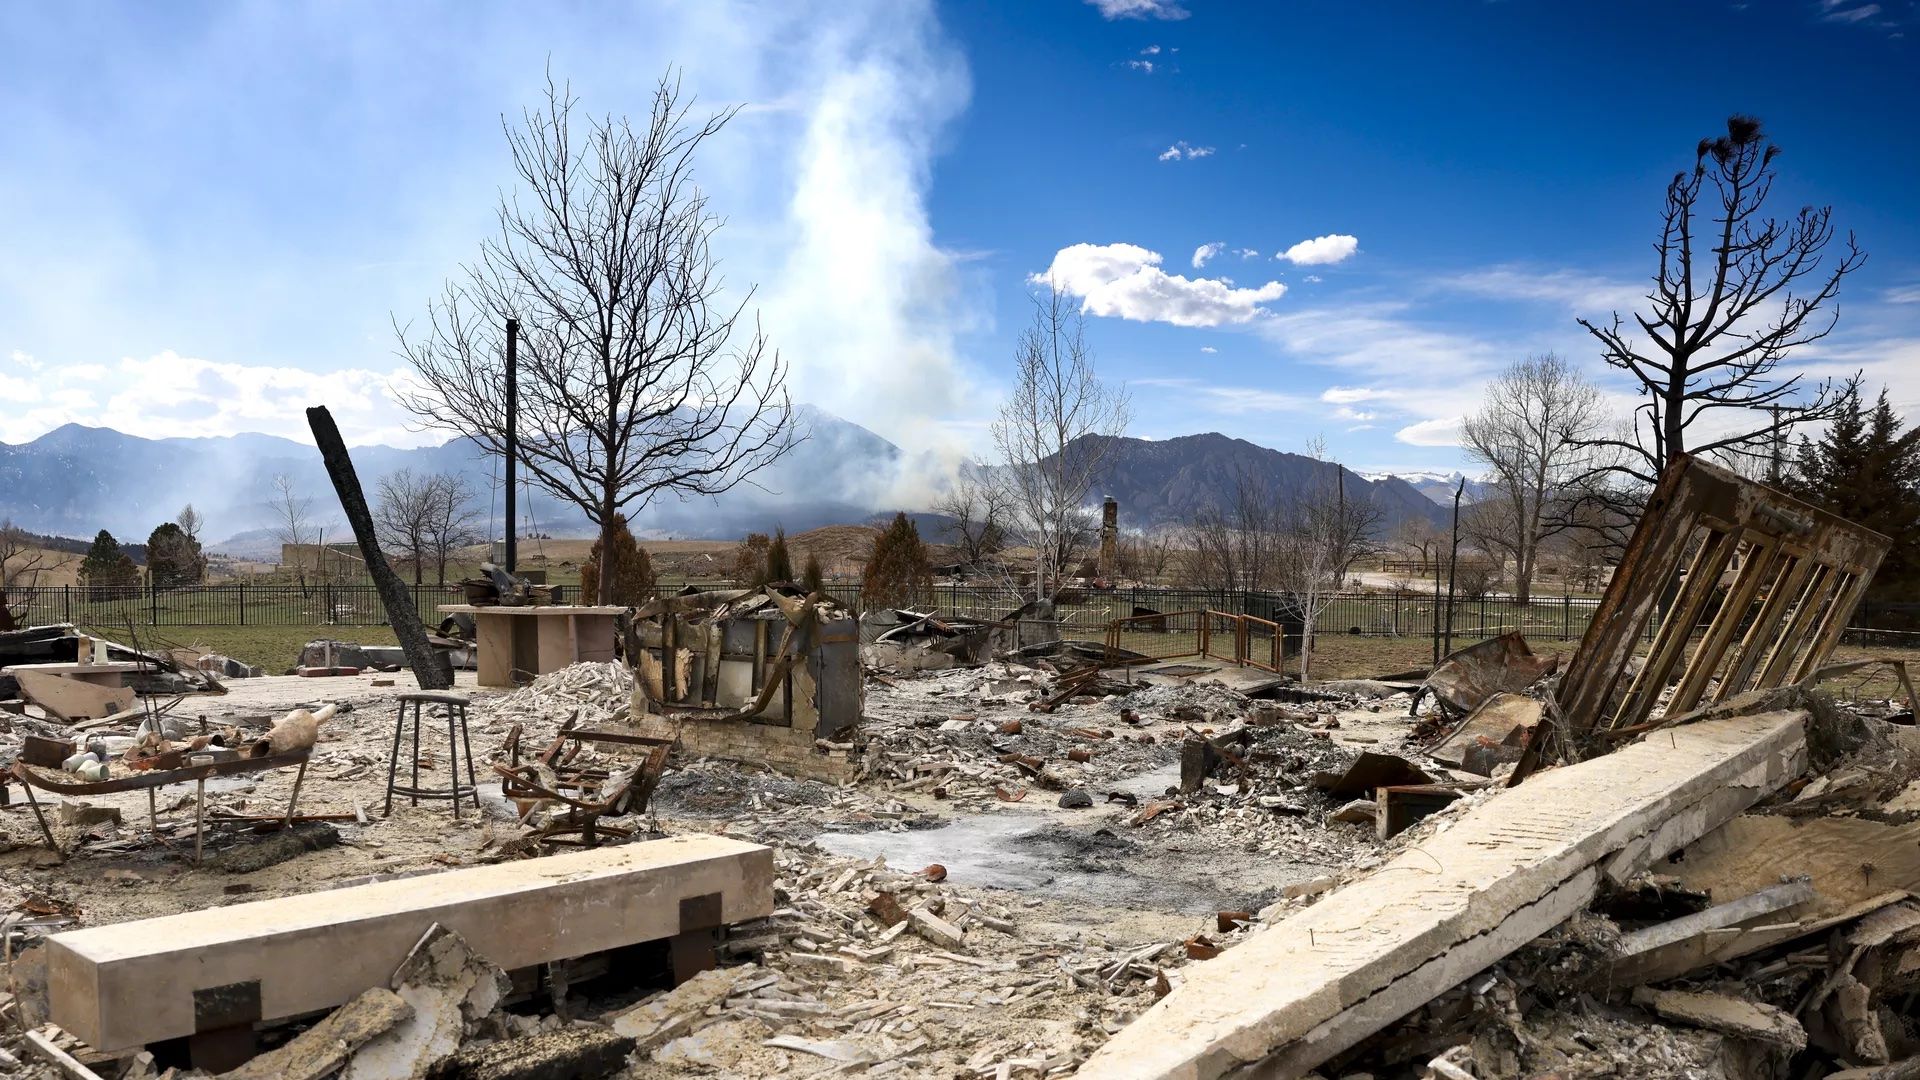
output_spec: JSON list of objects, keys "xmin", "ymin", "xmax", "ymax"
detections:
[{"xmin": 1076, "ymin": 709, "xmax": 1811, "ymax": 1079}]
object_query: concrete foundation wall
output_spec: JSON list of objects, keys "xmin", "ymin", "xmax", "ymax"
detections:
[{"xmin": 45, "ymin": 835, "xmax": 773, "ymax": 1052}]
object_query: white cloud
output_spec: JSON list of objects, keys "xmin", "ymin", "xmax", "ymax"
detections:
[
  {"xmin": 1128, "ymin": 59, "xmax": 1155, "ymax": 73},
  {"xmin": 1191, "ymin": 242, "xmax": 1224, "ymax": 268},
  {"xmin": 1885, "ymin": 284, "xmax": 1920, "ymax": 304},
  {"xmin": 1277, "ymin": 234, "xmax": 1359, "ymax": 266},
  {"xmin": 1304, "ymin": 274, "xmax": 1322, "ymax": 283},
  {"xmin": 1157, "ymin": 141, "xmax": 1214, "ymax": 161},
  {"xmin": 0, "ymin": 350, "xmax": 429, "ymax": 447},
  {"xmin": 1199, "ymin": 345, "xmax": 1217, "ymax": 354},
  {"xmin": 1086, "ymin": 0, "xmax": 1190, "ymax": 20},
  {"xmin": 1133, "ymin": 377, "xmax": 1309, "ymax": 414},
  {"xmin": 1822, "ymin": 3, "xmax": 1881, "ymax": 22},
  {"xmin": 1442, "ymin": 266, "xmax": 1643, "ymax": 313},
  {"xmin": 1322, "ymin": 386, "xmax": 1395, "ymax": 404},
  {"xmin": 1139, "ymin": 44, "xmax": 1162, "ymax": 54},
  {"xmin": 1035, "ymin": 243, "xmax": 1288, "ymax": 328},
  {"xmin": 1236, "ymin": 248, "xmax": 1260, "ymax": 259},
  {"xmin": 1396, "ymin": 416, "xmax": 1464, "ymax": 447}
]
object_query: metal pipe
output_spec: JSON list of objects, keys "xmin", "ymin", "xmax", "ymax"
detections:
[{"xmin": 504, "ymin": 317, "xmax": 520, "ymax": 574}]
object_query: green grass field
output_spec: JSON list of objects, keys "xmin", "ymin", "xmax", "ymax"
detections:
[{"xmin": 91, "ymin": 623, "xmax": 402, "ymax": 673}]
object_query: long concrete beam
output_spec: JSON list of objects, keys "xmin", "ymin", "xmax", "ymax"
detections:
[
  {"xmin": 46, "ymin": 834, "xmax": 773, "ymax": 1053},
  {"xmin": 1076, "ymin": 710, "xmax": 1809, "ymax": 1080}
]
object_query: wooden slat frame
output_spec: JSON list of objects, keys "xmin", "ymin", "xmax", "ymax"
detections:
[{"xmin": 1557, "ymin": 457, "xmax": 1888, "ymax": 738}]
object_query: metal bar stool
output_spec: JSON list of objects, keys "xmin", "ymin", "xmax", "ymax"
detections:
[{"xmin": 384, "ymin": 691, "xmax": 480, "ymax": 818}]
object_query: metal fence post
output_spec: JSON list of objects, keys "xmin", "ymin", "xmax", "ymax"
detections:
[
  {"xmin": 63, "ymin": 584, "xmax": 71, "ymax": 623},
  {"xmin": 1562, "ymin": 595, "xmax": 1571, "ymax": 640},
  {"xmin": 239, "ymin": 584, "xmax": 246, "ymax": 626},
  {"xmin": 149, "ymin": 581, "xmax": 158, "ymax": 625}
]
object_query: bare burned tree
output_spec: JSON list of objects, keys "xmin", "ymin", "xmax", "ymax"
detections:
[
  {"xmin": 992, "ymin": 287, "xmax": 1131, "ymax": 601},
  {"xmin": 270, "ymin": 473, "xmax": 318, "ymax": 589},
  {"xmin": 396, "ymin": 74, "xmax": 793, "ymax": 604},
  {"xmin": 1116, "ymin": 529, "xmax": 1176, "ymax": 583},
  {"xmin": 1182, "ymin": 466, "xmax": 1287, "ymax": 594},
  {"xmin": 1579, "ymin": 115, "xmax": 1864, "ymax": 500},
  {"xmin": 1275, "ymin": 441, "xmax": 1382, "ymax": 680},
  {"xmin": 1461, "ymin": 353, "xmax": 1604, "ymax": 603},
  {"xmin": 374, "ymin": 469, "xmax": 437, "ymax": 584},
  {"xmin": 424, "ymin": 474, "xmax": 481, "ymax": 586},
  {"xmin": 933, "ymin": 460, "xmax": 1013, "ymax": 568},
  {"xmin": 0, "ymin": 519, "xmax": 53, "ymax": 628},
  {"xmin": 177, "ymin": 504, "xmax": 203, "ymax": 547}
]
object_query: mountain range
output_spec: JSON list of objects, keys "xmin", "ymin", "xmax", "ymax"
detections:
[
  {"xmin": 0, "ymin": 414, "xmax": 1452, "ymax": 553},
  {"xmin": 1074, "ymin": 433, "xmax": 1447, "ymax": 533},
  {"xmin": 0, "ymin": 406, "xmax": 902, "ymax": 551},
  {"xmin": 1358, "ymin": 470, "xmax": 1497, "ymax": 506}
]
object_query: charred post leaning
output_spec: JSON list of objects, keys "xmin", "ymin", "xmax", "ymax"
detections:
[{"xmin": 305, "ymin": 406, "xmax": 453, "ymax": 690}]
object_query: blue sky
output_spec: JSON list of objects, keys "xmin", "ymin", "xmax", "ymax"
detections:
[{"xmin": 2, "ymin": 0, "xmax": 1916, "ymax": 481}]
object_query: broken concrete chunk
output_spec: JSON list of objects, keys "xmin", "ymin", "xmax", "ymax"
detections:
[
  {"xmin": 432, "ymin": 1024, "xmax": 635, "ymax": 1080},
  {"xmin": 1282, "ymin": 876, "xmax": 1337, "ymax": 900},
  {"xmin": 763, "ymin": 1034, "xmax": 875, "ymax": 1064},
  {"xmin": 608, "ymin": 964, "xmax": 751, "ymax": 1050},
  {"xmin": 1631, "ymin": 987, "xmax": 1807, "ymax": 1051},
  {"xmin": 220, "ymin": 987, "xmax": 411, "ymax": 1080},
  {"xmin": 340, "ymin": 924, "xmax": 509, "ymax": 1080},
  {"xmin": 56, "ymin": 802, "xmax": 122, "ymax": 829},
  {"xmin": 909, "ymin": 907, "xmax": 967, "ymax": 951},
  {"xmin": 1329, "ymin": 799, "xmax": 1376, "ymax": 824},
  {"xmin": 654, "ymin": 1017, "xmax": 771, "ymax": 1070}
]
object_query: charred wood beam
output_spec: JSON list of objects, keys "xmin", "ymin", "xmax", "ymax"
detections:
[{"xmin": 305, "ymin": 406, "xmax": 452, "ymax": 690}]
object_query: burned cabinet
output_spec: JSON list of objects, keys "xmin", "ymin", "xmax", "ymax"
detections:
[{"xmin": 628, "ymin": 587, "xmax": 862, "ymax": 740}]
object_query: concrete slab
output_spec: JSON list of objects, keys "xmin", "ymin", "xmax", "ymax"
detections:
[
  {"xmin": 45, "ymin": 834, "xmax": 773, "ymax": 1053},
  {"xmin": 1076, "ymin": 710, "xmax": 1809, "ymax": 1080}
]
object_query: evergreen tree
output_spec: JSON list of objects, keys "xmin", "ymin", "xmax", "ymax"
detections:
[
  {"xmin": 79, "ymin": 530, "xmax": 140, "ymax": 600},
  {"xmin": 765, "ymin": 527, "xmax": 794, "ymax": 585},
  {"xmin": 145, "ymin": 521, "xmax": 206, "ymax": 589},
  {"xmin": 1785, "ymin": 381, "xmax": 1920, "ymax": 605},
  {"xmin": 802, "ymin": 552, "xmax": 825, "ymax": 595},
  {"xmin": 862, "ymin": 513, "xmax": 932, "ymax": 609},
  {"xmin": 579, "ymin": 515, "xmax": 656, "ymax": 606}
]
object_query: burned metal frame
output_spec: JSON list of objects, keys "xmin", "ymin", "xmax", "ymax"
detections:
[
  {"xmin": 1556, "ymin": 456, "xmax": 1889, "ymax": 740},
  {"xmin": 1104, "ymin": 609, "xmax": 1287, "ymax": 672}
]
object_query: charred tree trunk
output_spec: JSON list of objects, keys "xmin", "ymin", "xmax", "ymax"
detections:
[{"xmin": 306, "ymin": 406, "xmax": 453, "ymax": 690}]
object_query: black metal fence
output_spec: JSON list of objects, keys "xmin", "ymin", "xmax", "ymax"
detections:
[
  {"xmin": 4, "ymin": 583, "xmax": 574, "ymax": 629},
  {"xmin": 8, "ymin": 579, "xmax": 1904, "ymax": 649},
  {"xmin": 817, "ymin": 583, "xmax": 1612, "ymax": 642}
]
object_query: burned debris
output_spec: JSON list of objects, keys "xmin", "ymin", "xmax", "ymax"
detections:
[{"xmin": 1, "ymin": 458, "xmax": 1917, "ymax": 1080}]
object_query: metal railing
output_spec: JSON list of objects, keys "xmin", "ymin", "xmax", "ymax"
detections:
[
  {"xmin": 4, "ymin": 577, "xmax": 1898, "ymax": 649},
  {"xmin": 2, "ymin": 582, "xmax": 574, "ymax": 628}
]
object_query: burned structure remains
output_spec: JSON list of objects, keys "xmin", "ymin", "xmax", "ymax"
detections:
[
  {"xmin": 2, "ymin": 456, "xmax": 1917, "ymax": 1080},
  {"xmin": 626, "ymin": 585, "xmax": 862, "ymax": 781}
]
